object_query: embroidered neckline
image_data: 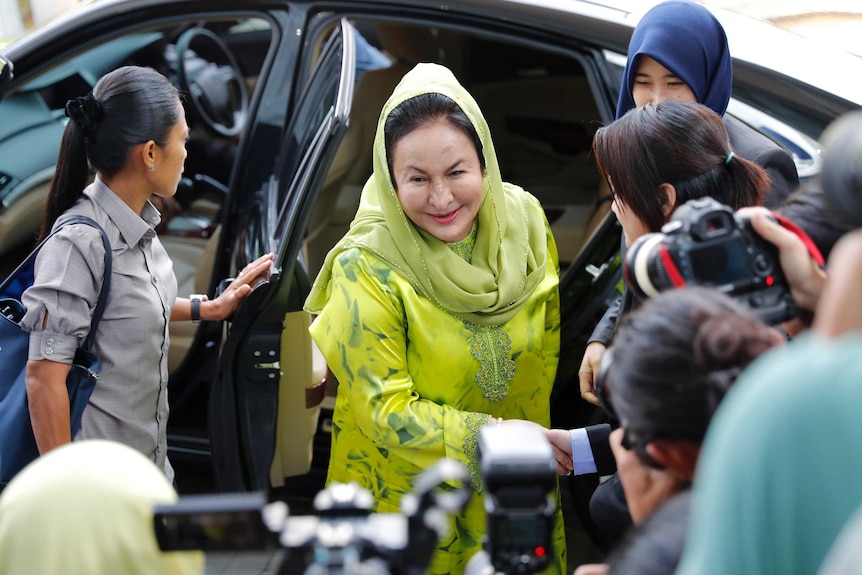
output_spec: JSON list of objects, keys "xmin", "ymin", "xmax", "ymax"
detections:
[
  {"xmin": 446, "ymin": 220, "xmax": 478, "ymax": 263},
  {"xmin": 464, "ymin": 320, "xmax": 514, "ymax": 402}
]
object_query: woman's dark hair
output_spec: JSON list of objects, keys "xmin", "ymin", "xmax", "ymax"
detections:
[
  {"xmin": 384, "ymin": 92, "xmax": 484, "ymax": 189},
  {"xmin": 593, "ymin": 100, "xmax": 769, "ymax": 232},
  {"xmin": 608, "ymin": 286, "xmax": 779, "ymax": 445},
  {"xmin": 41, "ymin": 66, "xmax": 181, "ymax": 239},
  {"xmin": 776, "ymin": 185, "xmax": 852, "ymax": 262}
]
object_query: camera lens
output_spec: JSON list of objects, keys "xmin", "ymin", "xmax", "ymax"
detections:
[{"xmin": 624, "ymin": 233, "xmax": 675, "ymax": 298}]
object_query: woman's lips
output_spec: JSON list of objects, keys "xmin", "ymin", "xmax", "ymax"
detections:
[{"xmin": 430, "ymin": 208, "xmax": 459, "ymax": 224}]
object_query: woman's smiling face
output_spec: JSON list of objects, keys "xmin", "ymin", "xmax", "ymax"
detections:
[
  {"xmin": 390, "ymin": 118, "xmax": 484, "ymax": 243},
  {"xmin": 632, "ymin": 55, "xmax": 698, "ymax": 108}
]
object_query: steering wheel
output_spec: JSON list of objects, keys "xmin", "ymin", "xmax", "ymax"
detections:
[{"xmin": 175, "ymin": 27, "xmax": 249, "ymax": 138}]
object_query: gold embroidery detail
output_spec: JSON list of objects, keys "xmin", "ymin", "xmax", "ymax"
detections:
[
  {"xmin": 464, "ymin": 413, "xmax": 490, "ymax": 493},
  {"xmin": 464, "ymin": 320, "xmax": 514, "ymax": 402}
]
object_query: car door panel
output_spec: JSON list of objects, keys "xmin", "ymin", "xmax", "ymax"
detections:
[{"xmin": 210, "ymin": 17, "xmax": 355, "ymax": 492}]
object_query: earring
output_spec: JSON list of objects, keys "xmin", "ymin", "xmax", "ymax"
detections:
[{"xmin": 149, "ymin": 164, "xmax": 155, "ymax": 172}]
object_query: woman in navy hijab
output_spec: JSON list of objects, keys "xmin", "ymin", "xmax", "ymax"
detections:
[{"xmin": 616, "ymin": 0, "xmax": 732, "ymax": 119}]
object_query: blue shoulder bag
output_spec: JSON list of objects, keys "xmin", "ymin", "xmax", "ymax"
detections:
[{"xmin": 0, "ymin": 215, "xmax": 112, "ymax": 486}]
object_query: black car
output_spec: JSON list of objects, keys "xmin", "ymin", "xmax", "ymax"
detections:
[{"xmin": 1, "ymin": 0, "xmax": 859, "ymax": 561}]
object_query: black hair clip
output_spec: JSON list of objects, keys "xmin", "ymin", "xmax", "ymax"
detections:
[{"xmin": 65, "ymin": 93, "xmax": 102, "ymax": 142}]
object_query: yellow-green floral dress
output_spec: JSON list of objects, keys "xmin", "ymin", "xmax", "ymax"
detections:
[
  {"xmin": 305, "ymin": 61, "xmax": 566, "ymax": 575},
  {"xmin": 309, "ymin": 219, "xmax": 565, "ymax": 575}
]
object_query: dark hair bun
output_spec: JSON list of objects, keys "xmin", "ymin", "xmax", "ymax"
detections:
[
  {"xmin": 65, "ymin": 94, "xmax": 102, "ymax": 137},
  {"xmin": 693, "ymin": 312, "xmax": 778, "ymax": 402}
]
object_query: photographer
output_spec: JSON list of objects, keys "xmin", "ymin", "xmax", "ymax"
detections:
[
  {"xmin": 551, "ymin": 182, "xmax": 847, "ymax": 476},
  {"xmin": 545, "ymin": 189, "xmax": 847, "ymax": 575},
  {"xmin": 567, "ymin": 98, "xmax": 770, "ymax": 537},
  {"xmin": 579, "ymin": 99, "xmax": 769, "ymax": 407},
  {"xmin": 549, "ymin": 190, "xmax": 836, "ymax": 556},
  {"xmin": 555, "ymin": 288, "xmax": 784, "ymax": 575},
  {"xmin": 674, "ymin": 109, "xmax": 862, "ymax": 575},
  {"xmin": 758, "ymin": 186, "xmax": 852, "ymax": 337}
]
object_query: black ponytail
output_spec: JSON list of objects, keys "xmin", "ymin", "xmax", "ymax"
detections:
[
  {"xmin": 723, "ymin": 151, "xmax": 770, "ymax": 211},
  {"xmin": 41, "ymin": 115, "xmax": 92, "ymax": 239},
  {"xmin": 40, "ymin": 66, "xmax": 180, "ymax": 239}
]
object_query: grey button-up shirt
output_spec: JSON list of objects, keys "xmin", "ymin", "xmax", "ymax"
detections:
[{"xmin": 22, "ymin": 178, "xmax": 177, "ymax": 480}]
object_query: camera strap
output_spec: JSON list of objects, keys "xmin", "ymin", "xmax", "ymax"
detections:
[
  {"xmin": 657, "ymin": 244, "xmax": 686, "ymax": 289},
  {"xmin": 771, "ymin": 212, "xmax": 826, "ymax": 268}
]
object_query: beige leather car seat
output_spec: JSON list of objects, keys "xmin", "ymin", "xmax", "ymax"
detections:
[
  {"xmin": 580, "ymin": 179, "xmax": 614, "ymax": 246},
  {"xmin": 466, "ymin": 75, "xmax": 602, "ymax": 265},
  {"xmin": 304, "ymin": 23, "xmax": 439, "ymax": 279},
  {"xmin": 163, "ymin": 226, "xmax": 220, "ymax": 372},
  {"xmin": 0, "ymin": 178, "xmax": 51, "ymax": 275},
  {"xmin": 269, "ymin": 309, "xmax": 328, "ymax": 483}
]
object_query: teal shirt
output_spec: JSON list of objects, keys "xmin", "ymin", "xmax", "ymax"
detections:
[{"xmin": 676, "ymin": 333, "xmax": 862, "ymax": 575}]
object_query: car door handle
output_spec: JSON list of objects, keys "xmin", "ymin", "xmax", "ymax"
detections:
[
  {"xmin": 585, "ymin": 263, "xmax": 608, "ymax": 280},
  {"xmin": 254, "ymin": 361, "xmax": 280, "ymax": 370}
]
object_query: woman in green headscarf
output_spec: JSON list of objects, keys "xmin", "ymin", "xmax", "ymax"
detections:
[
  {"xmin": 0, "ymin": 439, "xmax": 203, "ymax": 575},
  {"xmin": 304, "ymin": 63, "xmax": 565, "ymax": 574}
]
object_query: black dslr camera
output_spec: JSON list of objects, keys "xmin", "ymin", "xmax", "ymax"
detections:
[
  {"xmin": 624, "ymin": 196, "xmax": 796, "ymax": 325},
  {"xmin": 466, "ymin": 423, "xmax": 557, "ymax": 575},
  {"xmin": 154, "ymin": 458, "xmax": 470, "ymax": 575}
]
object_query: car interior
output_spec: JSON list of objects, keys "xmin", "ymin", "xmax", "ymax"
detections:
[
  {"xmin": 0, "ymin": 12, "xmax": 612, "ymax": 490},
  {"xmin": 304, "ymin": 20, "xmax": 605, "ymax": 280}
]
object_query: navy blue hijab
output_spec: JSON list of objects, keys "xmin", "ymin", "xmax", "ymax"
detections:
[{"xmin": 616, "ymin": 0, "xmax": 732, "ymax": 120}]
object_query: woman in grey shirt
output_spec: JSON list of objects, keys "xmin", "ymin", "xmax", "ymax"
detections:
[{"xmin": 21, "ymin": 66, "xmax": 272, "ymax": 481}]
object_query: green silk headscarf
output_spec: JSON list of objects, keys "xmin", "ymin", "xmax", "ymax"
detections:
[
  {"xmin": 305, "ymin": 63, "xmax": 549, "ymax": 326},
  {"xmin": 0, "ymin": 440, "xmax": 203, "ymax": 575}
]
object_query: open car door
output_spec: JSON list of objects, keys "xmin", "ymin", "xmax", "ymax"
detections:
[{"xmin": 210, "ymin": 18, "xmax": 356, "ymax": 492}]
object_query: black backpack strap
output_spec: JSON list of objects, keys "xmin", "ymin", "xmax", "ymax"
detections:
[{"xmin": 0, "ymin": 216, "xmax": 112, "ymax": 352}]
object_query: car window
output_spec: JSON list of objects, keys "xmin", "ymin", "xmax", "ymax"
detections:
[
  {"xmin": 603, "ymin": 48, "xmax": 825, "ymax": 187},
  {"xmin": 271, "ymin": 19, "xmax": 355, "ymax": 264}
]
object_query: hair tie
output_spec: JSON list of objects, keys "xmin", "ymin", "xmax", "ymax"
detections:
[
  {"xmin": 65, "ymin": 93, "xmax": 102, "ymax": 143},
  {"xmin": 724, "ymin": 151, "xmax": 735, "ymax": 165}
]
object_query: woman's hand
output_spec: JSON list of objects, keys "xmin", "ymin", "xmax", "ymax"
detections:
[
  {"xmin": 739, "ymin": 207, "xmax": 827, "ymax": 312},
  {"xmin": 205, "ymin": 253, "xmax": 275, "ymax": 321},
  {"xmin": 578, "ymin": 342, "xmax": 606, "ymax": 406}
]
